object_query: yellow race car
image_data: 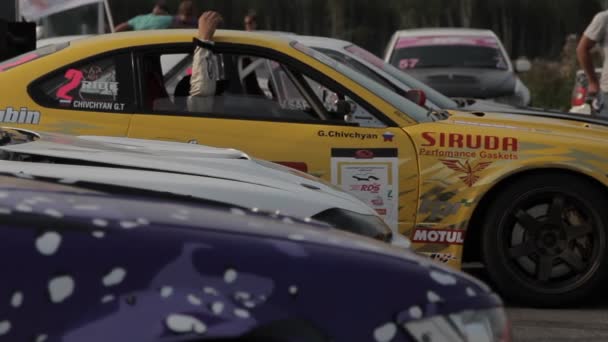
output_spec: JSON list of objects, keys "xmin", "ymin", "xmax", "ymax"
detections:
[{"xmin": 1, "ymin": 29, "xmax": 607, "ymax": 306}]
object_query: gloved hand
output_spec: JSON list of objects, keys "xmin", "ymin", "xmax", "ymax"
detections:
[{"xmin": 198, "ymin": 11, "xmax": 223, "ymax": 41}]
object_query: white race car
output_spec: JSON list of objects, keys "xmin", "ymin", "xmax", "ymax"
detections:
[
  {"xmin": 294, "ymin": 35, "xmax": 540, "ymax": 115},
  {"xmin": 0, "ymin": 127, "xmax": 406, "ymax": 246},
  {"xmin": 383, "ymin": 28, "xmax": 531, "ymax": 107}
]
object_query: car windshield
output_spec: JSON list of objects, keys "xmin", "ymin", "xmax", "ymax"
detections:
[
  {"xmin": 0, "ymin": 43, "xmax": 68, "ymax": 72},
  {"xmin": 292, "ymin": 41, "xmax": 432, "ymax": 123},
  {"xmin": 342, "ymin": 44, "xmax": 458, "ymax": 109},
  {"xmin": 389, "ymin": 35, "xmax": 508, "ymax": 70}
]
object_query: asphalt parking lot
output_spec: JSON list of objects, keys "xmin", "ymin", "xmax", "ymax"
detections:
[
  {"xmin": 508, "ymin": 305, "xmax": 608, "ymax": 342},
  {"xmin": 467, "ymin": 268, "xmax": 608, "ymax": 342}
]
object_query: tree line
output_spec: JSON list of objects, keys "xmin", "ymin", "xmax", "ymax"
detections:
[{"xmin": 105, "ymin": 0, "xmax": 604, "ymax": 59}]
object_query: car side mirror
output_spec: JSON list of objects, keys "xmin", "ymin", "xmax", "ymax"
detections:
[
  {"xmin": 405, "ymin": 89, "xmax": 426, "ymax": 107},
  {"xmin": 514, "ymin": 57, "xmax": 531, "ymax": 73}
]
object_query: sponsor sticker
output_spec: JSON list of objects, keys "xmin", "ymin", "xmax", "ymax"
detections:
[
  {"xmin": 352, "ymin": 174, "xmax": 380, "ymax": 182},
  {"xmin": 55, "ymin": 66, "xmax": 125, "ymax": 111},
  {"xmin": 56, "ymin": 69, "xmax": 84, "ymax": 105},
  {"xmin": 411, "ymin": 228, "xmax": 466, "ymax": 245},
  {"xmin": 349, "ymin": 182, "xmax": 381, "ymax": 193},
  {"xmin": 83, "ymin": 65, "xmax": 103, "ymax": 81},
  {"xmin": 426, "ymin": 252, "xmax": 458, "ymax": 264},
  {"xmin": 371, "ymin": 196, "xmax": 384, "ymax": 206},
  {"xmin": 382, "ymin": 132, "xmax": 395, "ymax": 142},
  {"xmin": 419, "ymin": 198, "xmax": 474, "ymax": 219},
  {"xmin": 355, "ymin": 150, "xmax": 374, "ymax": 159},
  {"xmin": 72, "ymin": 101, "xmax": 125, "ymax": 111},
  {"xmin": 396, "ymin": 36, "xmax": 499, "ymax": 49},
  {"xmin": 80, "ymin": 80, "xmax": 119, "ymax": 96},
  {"xmin": 399, "ymin": 58, "xmax": 420, "ymax": 69},
  {"xmin": 331, "ymin": 148, "xmax": 399, "ymax": 231},
  {"xmin": 420, "ymin": 199, "xmax": 461, "ymax": 217},
  {"xmin": 0, "ymin": 107, "xmax": 40, "ymax": 124},
  {"xmin": 318, "ymin": 130, "xmax": 379, "ymax": 141},
  {"xmin": 419, "ymin": 132, "xmax": 518, "ymax": 161},
  {"xmin": 440, "ymin": 159, "xmax": 493, "ymax": 187}
]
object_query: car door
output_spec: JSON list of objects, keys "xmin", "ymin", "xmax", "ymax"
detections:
[
  {"xmin": 27, "ymin": 52, "xmax": 135, "ymax": 135},
  {"xmin": 127, "ymin": 43, "xmax": 418, "ymax": 234}
]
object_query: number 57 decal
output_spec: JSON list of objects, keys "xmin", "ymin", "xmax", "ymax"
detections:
[
  {"xmin": 56, "ymin": 69, "xmax": 84, "ymax": 104},
  {"xmin": 399, "ymin": 58, "xmax": 419, "ymax": 70}
]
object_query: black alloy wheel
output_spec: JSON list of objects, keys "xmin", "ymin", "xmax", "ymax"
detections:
[{"xmin": 482, "ymin": 174, "xmax": 608, "ymax": 307}]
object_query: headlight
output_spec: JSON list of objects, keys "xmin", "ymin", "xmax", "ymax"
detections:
[
  {"xmin": 312, "ymin": 208, "xmax": 393, "ymax": 243},
  {"xmin": 405, "ymin": 308, "xmax": 510, "ymax": 342}
]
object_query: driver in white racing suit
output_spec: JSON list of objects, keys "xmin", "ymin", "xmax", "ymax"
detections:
[{"xmin": 188, "ymin": 11, "xmax": 224, "ymax": 112}]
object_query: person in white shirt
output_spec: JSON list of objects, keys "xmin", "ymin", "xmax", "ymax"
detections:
[{"xmin": 578, "ymin": 10, "xmax": 608, "ymax": 116}]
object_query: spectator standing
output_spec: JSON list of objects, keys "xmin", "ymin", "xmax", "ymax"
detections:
[
  {"xmin": 578, "ymin": 10, "xmax": 608, "ymax": 115},
  {"xmin": 114, "ymin": 1, "xmax": 173, "ymax": 32},
  {"xmin": 244, "ymin": 11, "xmax": 258, "ymax": 31},
  {"xmin": 172, "ymin": 0, "xmax": 198, "ymax": 28}
]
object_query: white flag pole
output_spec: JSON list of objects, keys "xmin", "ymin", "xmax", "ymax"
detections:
[
  {"xmin": 103, "ymin": 0, "xmax": 115, "ymax": 33},
  {"xmin": 15, "ymin": 0, "xmax": 20, "ymax": 20},
  {"xmin": 97, "ymin": 1, "xmax": 104, "ymax": 33}
]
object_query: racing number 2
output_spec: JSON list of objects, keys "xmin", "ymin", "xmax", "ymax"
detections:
[{"xmin": 56, "ymin": 68, "xmax": 84, "ymax": 103}]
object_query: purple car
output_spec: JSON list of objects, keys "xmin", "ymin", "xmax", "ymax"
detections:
[{"xmin": 0, "ymin": 173, "xmax": 508, "ymax": 342}]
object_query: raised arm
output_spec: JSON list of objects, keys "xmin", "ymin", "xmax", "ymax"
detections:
[{"xmin": 577, "ymin": 35, "xmax": 599, "ymax": 95}]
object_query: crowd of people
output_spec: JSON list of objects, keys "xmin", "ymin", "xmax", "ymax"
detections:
[
  {"xmin": 110, "ymin": 2, "xmax": 249, "ymax": 106},
  {"xmin": 578, "ymin": 9, "xmax": 608, "ymax": 115},
  {"xmin": 114, "ymin": 0, "xmax": 256, "ymax": 32}
]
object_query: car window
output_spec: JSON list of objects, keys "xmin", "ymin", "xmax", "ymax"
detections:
[
  {"xmin": 377, "ymin": 58, "xmax": 459, "ymax": 109},
  {"xmin": 241, "ymin": 53, "xmax": 387, "ymax": 127},
  {"xmin": 145, "ymin": 50, "xmax": 336, "ymax": 123},
  {"xmin": 256, "ymin": 54, "xmax": 386, "ymax": 127},
  {"xmin": 314, "ymin": 46, "xmax": 448, "ymax": 110},
  {"xmin": 301, "ymin": 76, "xmax": 386, "ymax": 127},
  {"xmin": 342, "ymin": 44, "xmax": 458, "ymax": 109},
  {"xmin": 293, "ymin": 41, "xmax": 432, "ymax": 123},
  {"xmin": 160, "ymin": 53, "xmax": 191, "ymax": 95},
  {"xmin": 389, "ymin": 35, "xmax": 508, "ymax": 70},
  {"xmin": 314, "ymin": 47, "xmax": 398, "ymax": 92},
  {"xmin": 30, "ymin": 53, "xmax": 135, "ymax": 113},
  {"xmin": 312, "ymin": 44, "xmax": 459, "ymax": 110}
]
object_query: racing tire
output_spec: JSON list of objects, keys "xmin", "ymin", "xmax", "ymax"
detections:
[{"xmin": 481, "ymin": 174, "xmax": 608, "ymax": 307}]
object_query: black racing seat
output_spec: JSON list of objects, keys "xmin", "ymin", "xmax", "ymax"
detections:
[{"xmin": 173, "ymin": 75, "xmax": 191, "ymax": 110}]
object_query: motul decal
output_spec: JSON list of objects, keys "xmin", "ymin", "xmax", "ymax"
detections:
[{"xmin": 412, "ymin": 228, "xmax": 466, "ymax": 245}]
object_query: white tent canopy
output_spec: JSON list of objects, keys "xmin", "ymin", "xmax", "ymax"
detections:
[{"xmin": 19, "ymin": 0, "xmax": 114, "ymax": 33}]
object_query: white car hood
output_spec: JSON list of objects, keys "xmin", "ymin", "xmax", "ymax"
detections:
[
  {"xmin": 0, "ymin": 131, "xmax": 376, "ymax": 217},
  {"xmin": 0, "ymin": 161, "xmax": 374, "ymax": 219}
]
